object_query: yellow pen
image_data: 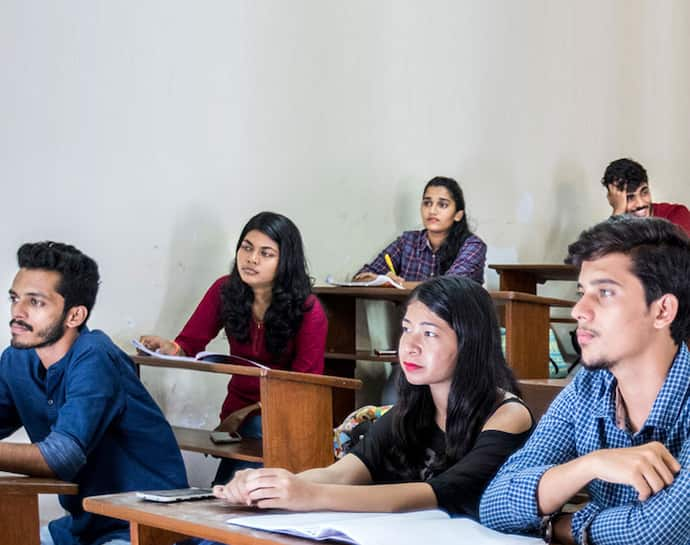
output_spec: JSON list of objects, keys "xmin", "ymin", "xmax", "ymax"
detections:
[{"xmin": 384, "ymin": 253, "xmax": 397, "ymax": 276}]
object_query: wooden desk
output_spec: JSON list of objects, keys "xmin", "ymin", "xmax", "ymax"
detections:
[
  {"xmin": 488, "ymin": 264, "xmax": 578, "ymax": 294},
  {"xmin": 518, "ymin": 377, "xmax": 570, "ymax": 421},
  {"xmin": 84, "ymin": 492, "xmax": 317, "ymax": 545},
  {"xmin": 0, "ymin": 476, "xmax": 78, "ymax": 545},
  {"xmin": 314, "ymin": 286, "xmax": 573, "ymax": 382},
  {"xmin": 135, "ymin": 357, "xmax": 361, "ymax": 472},
  {"xmin": 84, "ymin": 492, "xmax": 545, "ymax": 545}
]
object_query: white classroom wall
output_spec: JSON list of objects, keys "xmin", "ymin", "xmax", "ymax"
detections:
[{"xmin": 1, "ymin": 0, "xmax": 689, "ymax": 518}]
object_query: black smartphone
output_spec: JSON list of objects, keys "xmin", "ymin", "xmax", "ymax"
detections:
[{"xmin": 210, "ymin": 431, "xmax": 242, "ymax": 444}]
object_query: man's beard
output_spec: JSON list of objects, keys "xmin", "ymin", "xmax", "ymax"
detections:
[
  {"xmin": 10, "ymin": 314, "xmax": 67, "ymax": 350},
  {"xmin": 581, "ymin": 357, "xmax": 616, "ymax": 371}
]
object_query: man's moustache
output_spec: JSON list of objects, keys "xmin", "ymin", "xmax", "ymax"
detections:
[{"xmin": 9, "ymin": 319, "xmax": 33, "ymax": 331}]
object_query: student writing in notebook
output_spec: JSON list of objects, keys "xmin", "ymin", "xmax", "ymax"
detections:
[
  {"xmin": 353, "ymin": 177, "xmax": 487, "ymax": 288},
  {"xmin": 139, "ymin": 212, "xmax": 327, "ymax": 485},
  {"xmin": 212, "ymin": 276, "xmax": 533, "ymax": 518}
]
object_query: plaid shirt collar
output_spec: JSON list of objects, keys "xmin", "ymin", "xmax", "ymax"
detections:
[
  {"xmin": 416, "ymin": 230, "xmax": 435, "ymax": 253},
  {"xmin": 592, "ymin": 342, "xmax": 690, "ymax": 432}
]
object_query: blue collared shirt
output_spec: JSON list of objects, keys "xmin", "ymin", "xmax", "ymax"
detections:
[
  {"xmin": 480, "ymin": 343, "xmax": 690, "ymax": 545},
  {"xmin": 0, "ymin": 328, "xmax": 188, "ymax": 545},
  {"xmin": 357, "ymin": 230, "xmax": 486, "ymax": 283}
]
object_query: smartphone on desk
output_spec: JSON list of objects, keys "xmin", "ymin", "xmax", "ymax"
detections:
[
  {"xmin": 210, "ymin": 431, "xmax": 242, "ymax": 444},
  {"xmin": 136, "ymin": 487, "xmax": 214, "ymax": 503}
]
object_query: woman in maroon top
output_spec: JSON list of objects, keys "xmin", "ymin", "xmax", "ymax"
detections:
[{"xmin": 140, "ymin": 211, "xmax": 327, "ymax": 484}]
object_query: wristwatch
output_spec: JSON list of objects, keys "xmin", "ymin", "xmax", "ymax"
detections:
[{"xmin": 541, "ymin": 512, "xmax": 561, "ymax": 544}]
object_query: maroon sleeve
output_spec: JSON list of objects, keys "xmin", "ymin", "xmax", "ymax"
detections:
[
  {"xmin": 666, "ymin": 205, "xmax": 690, "ymax": 237},
  {"xmin": 174, "ymin": 276, "xmax": 227, "ymax": 357},
  {"xmin": 290, "ymin": 294, "xmax": 327, "ymax": 374}
]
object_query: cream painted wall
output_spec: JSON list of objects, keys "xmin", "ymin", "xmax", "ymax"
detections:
[{"xmin": 2, "ymin": 0, "xmax": 689, "ymax": 518}]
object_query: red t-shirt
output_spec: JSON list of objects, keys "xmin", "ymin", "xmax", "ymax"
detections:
[
  {"xmin": 175, "ymin": 276, "xmax": 327, "ymax": 420},
  {"xmin": 653, "ymin": 202, "xmax": 690, "ymax": 237}
]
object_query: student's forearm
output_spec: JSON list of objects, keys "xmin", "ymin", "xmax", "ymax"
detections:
[
  {"xmin": 299, "ymin": 466, "xmax": 353, "ymax": 484},
  {"xmin": 537, "ymin": 456, "xmax": 593, "ymax": 514},
  {"xmin": 0, "ymin": 442, "xmax": 55, "ymax": 477},
  {"xmin": 310, "ymin": 482, "xmax": 438, "ymax": 513}
]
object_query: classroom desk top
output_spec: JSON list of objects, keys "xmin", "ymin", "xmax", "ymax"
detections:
[
  {"xmin": 313, "ymin": 285, "xmax": 411, "ymax": 300},
  {"xmin": 84, "ymin": 492, "xmax": 546, "ymax": 545},
  {"xmin": 0, "ymin": 476, "xmax": 78, "ymax": 545},
  {"xmin": 488, "ymin": 264, "xmax": 578, "ymax": 294},
  {"xmin": 84, "ymin": 493, "xmax": 319, "ymax": 545}
]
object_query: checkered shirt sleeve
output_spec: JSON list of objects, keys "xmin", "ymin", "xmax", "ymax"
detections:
[
  {"xmin": 444, "ymin": 235, "xmax": 486, "ymax": 280},
  {"xmin": 479, "ymin": 383, "xmax": 580, "ymax": 535}
]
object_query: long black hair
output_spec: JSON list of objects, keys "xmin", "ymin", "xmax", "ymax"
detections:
[
  {"xmin": 220, "ymin": 212, "xmax": 312, "ymax": 355},
  {"xmin": 423, "ymin": 177, "xmax": 474, "ymax": 274},
  {"xmin": 390, "ymin": 276, "xmax": 520, "ymax": 477}
]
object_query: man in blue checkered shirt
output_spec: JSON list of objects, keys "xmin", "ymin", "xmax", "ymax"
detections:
[{"xmin": 480, "ymin": 217, "xmax": 690, "ymax": 545}]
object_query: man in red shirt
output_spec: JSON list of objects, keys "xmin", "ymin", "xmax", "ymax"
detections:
[{"xmin": 601, "ymin": 157, "xmax": 690, "ymax": 236}]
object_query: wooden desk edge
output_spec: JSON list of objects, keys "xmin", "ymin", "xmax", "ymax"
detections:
[
  {"xmin": 490, "ymin": 291, "xmax": 574, "ymax": 307},
  {"xmin": 519, "ymin": 377, "xmax": 572, "ymax": 387},
  {"xmin": 83, "ymin": 495, "xmax": 307, "ymax": 545},
  {"xmin": 133, "ymin": 356, "xmax": 362, "ymax": 390},
  {"xmin": 313, "ymin": 285, "xmax": 574, "ymax": 308},
  {"xmin": 0, "ymin": 476, "xmax": 78, "ymax": 495}
]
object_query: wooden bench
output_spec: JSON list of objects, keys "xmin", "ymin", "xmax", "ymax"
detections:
[
  {"xmin": 134, "ymin": 356, "xmax": 361, "ymax": 472},
  {"xmin": 0, "ymin": 475, "xmax": 78, "ymax": 545}
]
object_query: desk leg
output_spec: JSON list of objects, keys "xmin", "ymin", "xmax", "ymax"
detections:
[
  {"xmin": 130, "ymin": 522, "xmax": 189, "ymax": 545},
  {"xmin": 317, "ymin": 293, "xmax": 357, "ymax": 424},
  {"xmin": 0, "ymin": 493, "xmax": 40, "ymax": 545},
  {"xmin": 504, "ymin": 300, "xmax": 550, "ymax": 379},
  {"xmin": 325, "ymin": 357, "xmax": 355, "ymax": 425}
]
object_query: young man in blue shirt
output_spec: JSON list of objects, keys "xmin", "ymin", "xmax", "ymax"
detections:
[
  {"xmin": 480, "ymin": 217, "xmax": 690, "ymax": 545},
  {"xmin": 0, "ymin": 241, "xmax": 188, "ymax": 545}
]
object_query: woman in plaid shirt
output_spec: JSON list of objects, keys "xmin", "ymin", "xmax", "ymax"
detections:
[{"xmin": 354, "ymin": 177, "xmax": 486, "ymax": 288}]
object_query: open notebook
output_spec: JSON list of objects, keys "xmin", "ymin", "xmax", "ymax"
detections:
[
  {"xmin": 131, "ymin": 339, "xmax": 268, "ymax": 369},
  {"xmin": 227, "ymin": 510, "xmax": 541, "ymax": 545},
  {"xmin": 325, "ymin": 275, "xmax": 404, "ymax": 289}
]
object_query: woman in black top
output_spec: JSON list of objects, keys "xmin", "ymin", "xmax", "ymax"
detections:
[{"xmin": 213, "ymin": 276, "xmax": 534, "ymax": 517}]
